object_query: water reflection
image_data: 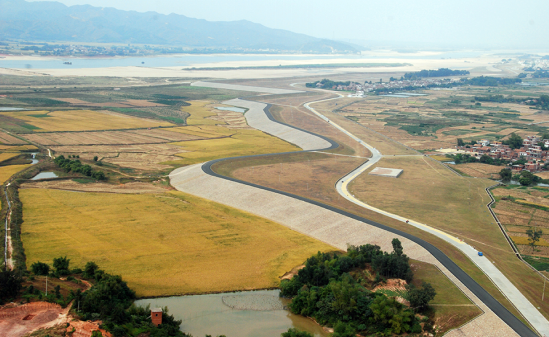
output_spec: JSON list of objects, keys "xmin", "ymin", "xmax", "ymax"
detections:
[{"xmin": 135, "ymin": 290, "xmax": 327, "ymax": 337}]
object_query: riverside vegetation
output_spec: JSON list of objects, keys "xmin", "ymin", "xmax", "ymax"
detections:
[{"xmin": 280, "ymin": 240, "xmax": 437, "ymax": 336}]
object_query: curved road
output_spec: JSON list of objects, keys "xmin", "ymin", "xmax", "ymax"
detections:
[
  {"xmin": 304, "ymin": 95, "xmax": 549, "ymax": 337},
  {"xmin": 171, "ymin": 82, "xmax": 540, "ymax": 337}
]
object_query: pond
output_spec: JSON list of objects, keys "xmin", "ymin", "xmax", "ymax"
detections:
[
  {"xmin": 31, "ymin": 171, "xmax": 58, "ymax": 180},
  {"xmin": 0, "ymin": 107, "xmax": 27, "ymax": 111},
  {"xmin": 31, "ymin": 153, "xmax": 38, "ymax": 165},
  {"xmin": 135, "ymin": 290, "xmax": 328, "ymax": 337},
  {"xmin": 215, "ymin": 106, "xmax": 247, "ymax": 113},
  {"xmin": 498, "ymin": 180, "xmax": 549, "ymax": 187}
]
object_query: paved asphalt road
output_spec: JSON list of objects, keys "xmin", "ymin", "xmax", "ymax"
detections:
[
  {"xmin": 198, "ymin": 103, "xmax": 538, "ymax": 337},
  {"xmin": 187, "ymin": 82, "xmax": 540, "ymax": 336}
]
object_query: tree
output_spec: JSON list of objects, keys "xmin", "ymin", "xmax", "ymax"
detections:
[
  {"xmin": 526, "ymin": 228, "xmax": 543, "ymax": 252},
  {"xmin": 406, "ymin": 282, "xmax": 436, "ymax": 312},
  {"xmin": 281, "ymin": 328, "xmax": 313, "ymax": 337},
  {"xmin": 53, "ymin": 256, "xmax": 71, "ymax": 276},
  {"xmin": 93, "ymin": 156, "xmax": 98, "ymax": 162},
  {"xmin": 332, "ymin": 322, "xmax": 356, "ymax": 337},
  {"xmin": 507, "ymin": 133, "xmax": 523, "ymax": 149},
  {"xmin": 84, "ymin": 261, "xmax": 100, "ymax": 279},
  {"xmin": 0, "ymin": 268, "xmax": 22, "ymax": 304},
  {"xmin": 457, "ymin": 138, "xmax": 465, "ymax": 146},
  {"xmin": 499, "ymin": 168, "xmax": 512, "ymax": 181},
  {"xmin": 31, "ymin": 261, "xmax": 50, "ymax": 275}
]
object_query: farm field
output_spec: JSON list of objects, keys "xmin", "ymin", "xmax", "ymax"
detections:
[
  {"xmin": 327, "ymin": 86, "xmax": 549, "ymax": 152},
  {"xmin": 0, "ymin": 163, "xmax": 31, "ymax": 183},
  {"xmin": 20, "ymin": 188, "xmax": 336, "ymax": 297},
  {"xmin": 491, "ymin": 185, "xmax": 549, "ymax": 259},
  {"xmin": 451, "ymin": 162, "xmax": 504, "ymax": 179},
  {"xmin": 0, "ymin": 109, "xmax": 173, "ymax": 132}
]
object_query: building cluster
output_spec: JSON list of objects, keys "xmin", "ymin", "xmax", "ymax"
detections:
[
  {"xmin": 457, "ymin": 136, "xmax": 549, "ymax": 172},
  {"xmin": 362, "ymin": 78, "xmax": 461, "ymax": 93}
]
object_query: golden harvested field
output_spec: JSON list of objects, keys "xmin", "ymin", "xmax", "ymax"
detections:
[
  {"xmin": 184, "ymin": 100, "xmax": 221, "ymax": 126},
  {"xmin": 0, "ymin": 110, "xmax": 173, "ymax": 132},
  {"xmin": 23, "ymin": 128, "xmax": 200, "ymax": 146},
  {"xmin": 0, "ymin": 152, "xmax": 20, "ymax": 163},
  {"xmin": 169, "ymin": 128, "xmax": 300, "ymax": 166},
  {"xmin": 0, "ymin": 164, "xmax": 31, "ymax": 183},
  {"xmin": 20, "ymin": 189, "xmax": 335, "ymax": 297},
  {"xmin": 0, "ymin": 144, "xmax": 37, "ymax": 151}
]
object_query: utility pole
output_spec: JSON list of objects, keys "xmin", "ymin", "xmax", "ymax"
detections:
[{"xmin": 45, "ymin": 276, "xmax": 48, "ymax": 296}]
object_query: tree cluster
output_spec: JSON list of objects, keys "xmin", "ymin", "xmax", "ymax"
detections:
[
  {"xmin": 404, "ymin": 68, "xmax": 469, "ymax": 80},
  {"xmin": 464, "ymin": 76, "xmax": 522, "ymax": 86},
  {"xmin": 54, "ymin": 155, "xmax": 105, "ymax": 180},
  {"xmin": 281, "ymin": 240, "xmax": 434, "ymax": 335},
  {"xmin": 305, "ymin": 79, "xmax": 352, "ymax": 89}
]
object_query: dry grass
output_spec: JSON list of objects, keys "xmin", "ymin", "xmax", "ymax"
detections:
[
  {"xmin": 0, "ymin": 164, "xmax": 31, "ymax": 183},
  {"xmin": 0, "ymin": 110, "xmax": 173, "ymax": 132},
  {"xmin": 411, "ymin": 260, "xmax": 482, "ymax": 334},
  {"xmin": 20, "ymin": 188, "xmax": 335, "ymax": 297},
  {"xmin": 453, "ymin": 163, "xmax": 504, "ymax": 179},
  {"xmin": 348, "ymin": 156, "xmax": 498, "ymax": 244}
]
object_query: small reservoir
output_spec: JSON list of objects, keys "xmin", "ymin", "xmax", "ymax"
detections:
[
  {"xmin": 31, "ymin": 172, "xmax": 58, "ymax": 180},
  {"xmin": 135, "ymin": 290, "xmax": 327, "ymax": 337}
]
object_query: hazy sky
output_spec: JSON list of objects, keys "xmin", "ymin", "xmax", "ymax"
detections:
[{"xmin": 28, "ymin": 0, "xmax": 549, "ymax": 49}]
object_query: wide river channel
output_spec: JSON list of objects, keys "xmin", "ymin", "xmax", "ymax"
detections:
[{"xmin": 135, "ymin": 290, "xmax": 328, "ymax": 337}]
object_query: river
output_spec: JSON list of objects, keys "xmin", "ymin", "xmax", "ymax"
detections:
[{"xmin": 0, "ymin": 51, "xmax": 485, "ymax": 70}]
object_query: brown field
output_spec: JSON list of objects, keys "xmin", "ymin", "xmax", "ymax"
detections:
[
  {"xmin": 492, "ymin": 186, "xmax": 549, "ymax": 259},
  {"xmin": 453, "ymin": 163, "xmax": 504, "ymax": 179},
  {"xmin": 0, "ymin": 144, "xmax": 37, "ymax": 151},
  {"xmin": 23, "ymin": 128, "xmax": 201, "ymax": 146},
  {"xmin": 0, "ymin": 131, "xmax": 26, "ymax": 144},
  {"xmin": 50, "ymin": 143, "xmax": 184, "ymax": 171},
  {"xmin": 20, "ymin": 188, "xmax": 336, "ymax": 297},
  {"xmin": 0, "ymin": 109, "xmax": 173, "ymax": 132},
  {"xmin": 53, "ymin": 97, "xmax": 169, "ymax": 108},
  {"xmin": 536, "ymin": 171, "xmax": 549, "ymax": 179}
]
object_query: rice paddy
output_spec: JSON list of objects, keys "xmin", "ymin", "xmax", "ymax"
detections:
[
  {"xmin": 20, "ymin": 188, "xmax": 335, "ymax": 297},
  {"xmin": 0, "ymin": 164, "xmax": 32, "ymax": 184}
]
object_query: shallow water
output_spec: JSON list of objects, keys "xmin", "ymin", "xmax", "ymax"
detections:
[
  {"xmin": 215, "ymin": 106, "xmax": 247, "ymax": 113},
  {"xmin": 0, "ymin": 51, "xmax": 485, "ymax": 70},
  {"xmin": 30, "ymin": 153, "xmax": 38, "ymax": 165},
  {"xmin": 135, "ymin": 290, "xmax": 328, "ymax": 337},
  {"xmin": 0, "ymin": 107, "xmax": 27, "ymax": 111},
  {"xmin": 31, "ymin": 172, "xmax": 58, "ymax": 180}
]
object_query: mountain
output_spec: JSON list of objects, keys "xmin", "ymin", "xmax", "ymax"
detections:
[{"xmin": 0, "ymin": 0, "xmax": 357, "ymax": 53}]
